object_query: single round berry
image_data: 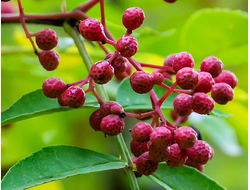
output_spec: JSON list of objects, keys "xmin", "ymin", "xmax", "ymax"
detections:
[
  {"xmin": 185, "ymin": 140, "xmax": 211, "ymax": 165},
  {"xmin": 105, "ymin": 52, "xmax": 127, "ymax": 74},
  {"xmin": 170, "ymin": 110, "xmax": 189, "ymax": 124},
  {"xmin": 130, "ymin": 139, "xmax": 150, "ymax": 157},
  {"xmin": 173, "ymin": 93, "xmax": 193, "ymax": 116},
  {"xmin": 100, "ymin": 114, "xmax": 125, "ymax": 136},
  {"xmin": 149, "ymin": 144, "xmax": 167, "ymax": 162},
  {"xmin": 100, "ymin": 101, "xmax": 124, "ymax": 117},
  {"xmin": 152, "ymin": 68, "xmax": 173, "ymax": 81},
  {"xmin": 176, "ymin": 67, "xmax": 199, "ymax": 90},
  {"xmin": 136, "ymin": 151, "xmax": 159, "ymax": 176},
  {"xmin": 115, "ymin": 62, "xmax": 132, "ymax": 81},
  {"xmin": 90, "ymin": 60, "xmax": 114, "ymax": 84},
  {"xmin": 42, "ymin": 77, "xmax": 67, "ymax": 98},
  {"xmin": 89, "ymin": 109, "xmax": 102, "ymax": 131},
  {"xmin": 192, "ymin": 92, "xmax": 214, "ymax": 114},
  {"xmin": 150, "ymin": 127, "xmax": 173, "ymax": 149},
  {"xmin": 122, "ymin": 7, "xmax": 145, "ymax": 31},
  {"xmin": 214, "ymin": 70, "xmax": 238, "ymax": 89},
  {"xmin": 79, "ymin": 18, "xmax": 106, "ymax": 41},
  {"xmin": 132, "ymin": 122, "xmax": 153, "ymax": 142},
  {"xmin": 38, "ymin": 50, "xmax": 60, "ymax": 71},
  {"xmin": 211, "ymin": 83, "xmax": 234, "ymax": 105},
  {"xmin": 193, "ymin": 72, "xmax": 215, "ymax": 93},
  {"xmin": 200, "ymin": 56, "xmax": 223, "ymax": 78},
  {"xmin": 58, "ymin": 86, "xmax": 86, "ymax": 108},
  {"xmin": 172, "ymin": 52, "xmax": 194, "ymax": 73},
  {"xmin": 130, "ymin": 71, "xmax": 154, "ymax": 94},
  {"xmin": 166, "ymin": 143, "xmax": 187, "ymax": 168},
  {"xmin": 163, "ymin": 53, "xmax": 176, "ymax": 75},
  {"xmin": 153, "ymin": 72, "xmax": 164, "ymax": 85},
  {"xmin": 174, "ymin": 126, "xmax": 197, "ymax": 149},
  {"xmin": 116, "ymin": 35, "xmax": 138, "ymax": 57},
  {"xmin": 35, "ymin": 28, "xmax": 58, "ymax": 50}
]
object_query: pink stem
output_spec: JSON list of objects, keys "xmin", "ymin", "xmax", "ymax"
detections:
[
  {"xmin": 140, "ymin": 63, "xmax": 175, "ymax": 73},
  {"xmin": 125, "ymin": 110, "xmax": 157, "ymax": 119},
  {"xmin": 160, "ymin": 83, "xmax": 193, "ymax": 94},
  {"xmin": 97, "ymin": 41, "xmax": 109, "ymax": 54},
  {"xmin": 157, "ymin": 82, "xmax": 178, "ymax": 106},
  {"xmin": 78, "ymin": 0, "xmax": 100, "ymax": 12},
  {"xmin": 100, "ymin": 0, "xmax": 106, "ymax": 27},
  {"xmin": 105, "ymin": 38, "xmax": 116, "ymax": 47},
  {"xmin": 79, "ymin": 75, "xmax": 91, "ymax": 88},
  {"xmin": 127, "ymin": 57, "xmax": 142, "ymax": 71},
  {"xmin": 174, "ymin": 116, "xmax": 182, "ymax": 126},
  {"xmin": 86, "ymin": 79, "xmax": 104, "ymax": 104}
]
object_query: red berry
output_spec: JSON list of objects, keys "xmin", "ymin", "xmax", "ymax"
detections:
[
  {"xmin": 38, "ymin": 50, "xmax": 60, "ymax": 71},
  {"xmin": 174, "ymin": 126, "xmax": 197, "ymax": 149},
  {"xmin": 211, "ymin": 83, "xmax": 234, "ymax": 105},
  {"xmin": 115, "ymin": 62, "xmax": 132, "ymax": 81},
  {"xmin": 90, "ymin": 60, "xmax": 114, "ymax": 84},
  {"xmin": 132, "ymin": 122, "xmax": 153, "ymax": 142},
  {"xmin": 170, "ymin": 110, "xmax": 189, "ymax": 124},
  {"xmin": 153, "ymin": 72, "xmax": 164, "ymax": 85},
  {"xmin": 176, "ymin": 67, "xmax": 199, "ymax": 90},
  {"xmin": 163, "ymin": 53, "xmax": 176, "ymax": 75},
  {"xmin": 185, "ymin": 158, "xmax": 204, "ymax": 173},
  {"xmin": 172, "ymin": 52, "xmax": 194, "ymax": 73},
  {"xmin": 105, "ymin": 52, "xmax": 127, "ymax": 74},
  {"xmin": 200, "ymin": 56, "xmax": 223, "ymax": 78},
  {"xmin": 173, "ymin": 93, "xmax": 193, "ymax": 116},
  {"xmin": 192, "ymin": 92, "xmax": 214, "ymax": 114},
  {"xmin": 152, "ymin": 69, "xmax": 173, "ymax": 81},
  {"xmin": 36, "ymin": 28, "xmax": 58, "ymax": 50},
  {"xmin": 1, "ymin": 2, "xmax": 17, "ymax": 14},
  {"xmin": 130, "ymin": 139, "xmax": 150, "ymax": 157},
  {"xmin": 100, "ymin": 101, "xmax": 124, "ymax": 117},
  {"xmin": 116, "ymin": 35, "xmax": 138, "ymax": 57},
  {"xmin": 166, "ymin": 143, "xmax": 187, "ymax": 168},
  {"xmin": 42, "ymin": 77, "xmax": 67, "ymax": 98},
  {"xmin": 136, "ymin": 152, "xmax": 159, "ymax": 176},
  {"xmin": 122, "ymin": 7, "xmax": 145, "ymax": 31},
  {"xmin": 214, "ymin": 70, "xmax": 238, "ymax": 89},
  {"xmin": 193, "ymin": 72, "xmax": 215, "ymax": 93},
  {"xmin": 149, "ymin": 144, "xmax": 168, "ymax": 162},
  {"xmin": 89, "ymin": 109, "xmax": 102, "ymax": 131},
  {"xmin": 58, "ymin": 86, "xmax": 86, "ymax": 108},
  {"xmin": 150, "ymin": 127, "xmax": 173, "ymax": 149},
  {"xmin": 130, "ymin": 71, "xmax": 154, "ymax": 94},
  {"xmin": 79, "ymin": 18, "xmax": 106, "ymax": 41},
  {"xmin": 100, "ymin": 114, "xmax": 125, "ymax": 136}
]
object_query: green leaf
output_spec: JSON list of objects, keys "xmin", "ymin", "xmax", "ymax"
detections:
[
  {"xmin": 1, "ymin": 89, "xmax": 99, "ymax": 126},
  {"xmin": 150, "ymin": 163, "xmax": 226, "ymax": 190},
  {"xmin": 1, "ymin": 145, "xmax": 127, "ymax": 190},
  {"xmin": 210, "ymin": 108, "xmax": 232, "ymax": 118}
]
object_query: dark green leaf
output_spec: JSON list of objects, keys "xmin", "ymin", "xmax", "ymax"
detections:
[
  {"xmin": 1, "ymin": 145, "xmax": 127, "ymax": 190},
  {"xmin": 1, "ymin": 89, "xmax": 99, "ymax": 126},
  {"xmin": 151, "ymin": 163, "xmax": 226, "ymax": 190}
]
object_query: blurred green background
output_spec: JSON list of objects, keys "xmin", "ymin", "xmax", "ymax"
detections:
[{"xmin": 1, "ymin": 0, "xmax": 248, "ymax": 189}]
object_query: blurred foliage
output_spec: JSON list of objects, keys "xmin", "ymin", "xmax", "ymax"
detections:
[{"xmin": 1, "ymin": 0, "xmax": 248, "ymax": 190}]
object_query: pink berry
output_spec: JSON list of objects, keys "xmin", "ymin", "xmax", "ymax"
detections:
[
  {"xmin": 1, "ymin": 2, "xmax": 17, "ymax": 14},
  {"xmin": 132, "ymin": 122, "xmax": 153, "ymax": 142},
  {"xmin": 185, "ymin": 158, "xmax": 204, "ymax": 173},
  {"xmin": 58, "ymin": 86, "xmax": 86, "ymax": 108},
  {"xmin": 192, "ymin": 92, "xmax": 214, "ymax": 114},
  {"xmin": 211, "ymin": 83, "xmax": 234, "ymax": 105},
  {"xmin": 173, "ymin": 93, "xmax": 193, "ymax": 116},
  {"xmin": 152, "ymin": 68, "xmax": 173, "ymax": 81},
  {"xmin": 200, "ymin": 56, "xmax": 223, "ymax": 78},
  {"xmin": 136, "ymin": 152, "xmax": 159, "ymax": 176},
  {"xmin": 153, "ymin": 72, "xmax": 164, "ymax": 85},
  {"xmin": 90, "ymin": 60, "xmax": 114, "ymax": 84},
  {"xmin": 170, "ymin": 110, "xmax": 189, "ymax": 124},
  {"xmin": 105, "ymin": 52, "xmax": 127, "ymax": 74},
  {"xmin": 166, "ymin": 143, "xmax": 187, "ymax": 168},
  {"xmin": 174, "ymin": 126, "xmax": 197, "ymax": 149},
  {"xmin": 38, "ymin": 50, "xmax": 60, "ymax": 71},
  {"xmin": 116, "ymin": 35, "xmax": 138, "ymax": 57},
  {"xmin": 122, "ymin": 157, "xmax": 142, "ymax": 178},
  {"xmin": 122, "ymin": 7, "xmax": 145, "ymax": 31},
  {"xmin": 89, "ymin": 109, "xmax": 102, "ymax": 131},
  {"xmin": 149, "ymin": 144, "xmax": 168, "ymax": 162},
  {"xmin": 100, "ymin": 101, "xmax": 124, "ymax": 117},
  {"xmin": 163, "ymin": 53, "xmax": 176, "ymax": 75},
  {"xmin": 172, "ymin": 52, "xmax": 194, "ymax": 73},
  {"xmin": 100, "ymin": 114, "xmax": 125, "ymax": 136},
  {"xmin": 150, "ymin": 127, "xmax": 173, "ymax": 149},
  {"xmin": 35, "ymin": 28, "xmax": 58, "ymax": 50},
  {"xmin": 130, "ymin": 71, "xmax": 154, "ymax": 94},
  {"xmin": 214, "ymin": 70, "xmax": 238, "ymax": 89},
  {"xmin": 115, "ymin": 62, "xmax": 133, "ymax": 81},
  {"xmin": 193, "ymin": 72, "xmax": 215, "ymax": 93},
  {"xmin": 130, "ymin": 139, "xmax": 150, "ymax": 157},
  {"xmin": 176, "ymin": 67, "xmax": 199, "ymax": 90},
  {"xmin": 42, "ymin": 77, "xmax": 68, "ymax": 98},
  {"xmin": 79, "ymin": 18, "xmax": 106, "ymax": 41}
]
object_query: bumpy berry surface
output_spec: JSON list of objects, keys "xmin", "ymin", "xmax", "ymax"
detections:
[
  {"xmin": 193, "ymin": 71, "xmax": 215, "ymax": 93},
  {"xmin": 115, "ymin": 62, "xmax": 132, "ymax": 81},
  {"xmin": 153, "ymin": 72, "xmax": 164, "ymax": 85},
  {"xmin": 176, "ymin": 67, "xmax": 199, "ymax": 90},
  {"xmin": 149, "ymin": 144, "xmax": 167, "ymax": 162},
  {"xmin": 90, "ymin": 60, "xmax": 114, "ymax": 84},
  {"xmin": 58, "ymin": 86, "xmax": 86, "ymax": 108},
  {"xmin": 150, "ymin": 127, "xmax": 172, "ymax": 149},
  {"xmin": 122, "ymin": 7, "xmax": 145, "ymax": 31},
  {"xmin": 173, "ymin": 93, "xmax": 193, "ymax": 116},
  {"xmin": 185, "ymin": 140, "xmax": 211, "ymax": 165},
  {"xmin": 100, "ymin": 114, "xmax": 125, "ymax": 136},
  {"xmin": 130, "ymin": 71, "xmax": 154, "ymax": 94},
  {"xmin": 116, "ymin": 35, "xmax": 138, "ymax": 57},
  {"xmin": 132, "ymin": 122, "xmax": 153, "ymax": 142},
  {"xmin": 211, "ymin": 83, "xmax": 234, "ymax": 105},
  {"xmin": 163, "ymin": 53, "xmax": 176, "ymax": 75},
  {"xmin": 185, "ymin": 158, "xmax": 204, "ymax": 172},
  {"xmin": 214, "ymin": 70, "xmax": 238, "ymax": 89},
  {"xmin": 136, "ymin": 151, "xmax": 159, "ymax": 176},
  {"xmin": 172, "ymin": 52, "xmax": 194, "ymax": 73},
  {"xmin": 192, "ymin": 92, "xmax": 214, "ymax": 114},
  {"xmin": 38, "ymin": 50, "xmax": 60, "ymax": 71},
  {"xmin": 200, "ymin": 56, "xmax": 223, "ymax": 78},
  {"xmin": 130, "ymin": 139, "xmax": 150, "ymax": 157},
  {"xmin": 152, "ymin": 68, "xmax": 173, "ymax": 81},
  {"xmin": 105, "ymin": 52, "xmax": 127, "ymax": 74},
  {"xmin": 166, "ymin": 143, "xmax": 187, "ymax": 168},
  {"xmin": 79, "ymin": 18, "xmax": 106, "ymax": 41},
  {"xmin": 42, "ymin": 77, "xmax": 67, "ymax": 98},
  {"xmin": 170, "ymin": 110, "xmax": 189, "ymax": 124},
  {"xmin": 174, "ymin": 126, "xmax": 197, "ymax": 149},
  {"xmin": 89, "ymin": 109, "xmax": 102, "ymax": 131},
  {"xmin": 100, "ymin": 101, "xmax": 124, "ymax": 117},
  {"xmin": 35, "ymin": 28, "xmax": 58, "ymax": 50}
]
